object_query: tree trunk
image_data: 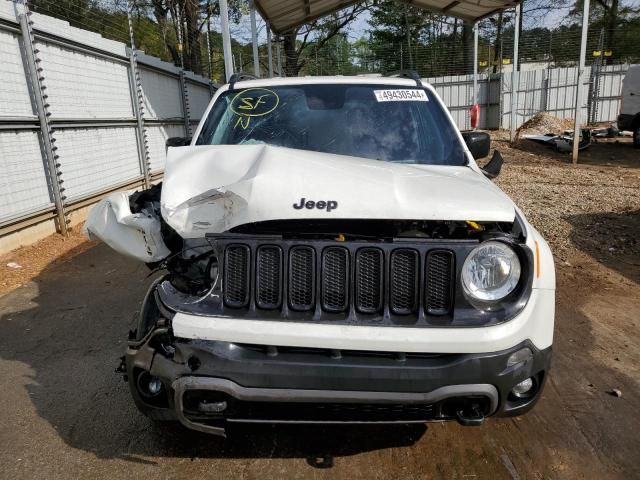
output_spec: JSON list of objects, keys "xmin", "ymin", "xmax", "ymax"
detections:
[
  {"xmin": 462, "ymin": 22, "xmax": 473, "ymax": 75},
  {"xmin": 493, "ymin": 12, "xmax": 503, "ymax": 74},
  {"xmin": 283, "ymin": 30, "xmax": 301, "ymax": 76},
  {"xmin": 184, "ymin": 0, "xmax": 202, "ymax": 74},
  {"xmin": 604, "ymin": 0, "xmax": 618, "ymax": 61},
  {"xmin": 151, "ymin": 1, "xmax": 179, "ymax": 66}
]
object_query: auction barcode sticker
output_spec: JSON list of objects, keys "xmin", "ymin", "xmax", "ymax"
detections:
[{"xmin": 373, "ymin": 89, "xmax": 428, "ymax": 102}]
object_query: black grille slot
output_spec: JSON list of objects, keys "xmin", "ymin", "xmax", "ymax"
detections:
[
  {"xmin": 425, "ymin": 251, "xmax": 454, "ymax": 315},
  {"xmin": 223, "ymin": 245, "xmax": 250, "ymax": 308},
  {"xmin": 390, "ymin": 249, "xmax": 419, "ymax": 315},
  {"xmin": 256, "ymin": 246, "xmax": 283, "ymax": 309},
  {"xmin": 355, "ymin": 248, "xmax": 383, "ymax": 314},
  {"xmin": 321, "ymin": 247, "xmax": 349, "ymax": 312},
  {"xmin": 214, "ymin": 238, "xmax": 462, "ymax": 322},
  {"xmin": 289, "ymin": 246, "xmax": 315, "ymax": 311}
]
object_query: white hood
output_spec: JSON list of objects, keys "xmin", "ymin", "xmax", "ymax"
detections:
[{"xmin": 162, "ymin": 145, "xmax": 515, "ymax": 238}]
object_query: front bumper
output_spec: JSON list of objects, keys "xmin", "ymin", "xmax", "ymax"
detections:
[{"xmin": 126, "ymin": 330, "xmax": 551, "ymax": 436}]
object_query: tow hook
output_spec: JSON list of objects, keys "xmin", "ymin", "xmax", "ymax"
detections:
[
  {"xmin": 455, "ymin": 402, "xmax": 485, "ymax": 426},
  {"xmin": 115, "ymin": 355, "xmax": 128, "ymax": 382}
]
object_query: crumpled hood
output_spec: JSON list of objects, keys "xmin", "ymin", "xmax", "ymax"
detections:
[{"xmin": 162, "ymin": 145, "xmax": 516, "ymax": 238}]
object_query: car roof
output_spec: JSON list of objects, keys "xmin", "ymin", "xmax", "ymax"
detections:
[{"xmin": 225, "ymin": 75, "xmax": 432, "ymax": 90}]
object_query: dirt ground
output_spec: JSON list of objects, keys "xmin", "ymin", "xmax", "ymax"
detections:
[{"xmin": 0, "ymin": 135, "xmax": 639, "ymax": 479}]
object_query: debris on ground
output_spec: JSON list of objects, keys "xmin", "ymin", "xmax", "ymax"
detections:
[
  {"xmin": 516, "ymin": 113, "xmax": 630, "ymax": 152},
  {"xmin": 517, "ymin": 112, "xmax": 575, "ymax": 137},
  {"xmin": 523, "ymin": 131, "xmax": 591, "ymax": 153},
  {"xmin": 0, "ymin": 226, "xmax": 95, "ymax": 297},
  {"xmin": 516, "ymin": 113, "xmax": 591, "ymax": 153},
  {"xmin": 609, "ymin": 388, "xmax": 623, "ymax": 398}
]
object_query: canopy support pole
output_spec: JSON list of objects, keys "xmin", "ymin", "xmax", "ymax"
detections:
[
  {"xmin": 276, "ymin": 39, "xmax": 283, "ymax": 77},
  {"xmin": 473, "ymin": 21, "xmax": 479, "ymax": 129},
  {"xmin": 572, "ymin": 0, "xmax": 590, "ymax": 164},
  {"xmin": 249, "ymin": 0, "xmax": 260, "ymax": 77},
  {"xmin": 509, "ymin": 3, "xmax": 521, "ymax": 142},
  {"xmin": 267, "ymin": 24, "xmax": 273, "ymax": 78},
  {"xmin": 219, "ymin": 0, "xmax": 233, "ymax": 81}
]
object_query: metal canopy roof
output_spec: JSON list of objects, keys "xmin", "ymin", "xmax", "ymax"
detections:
[{"xmin": 254, "ymin": 0, "xmax": 521, "ymax": 34}]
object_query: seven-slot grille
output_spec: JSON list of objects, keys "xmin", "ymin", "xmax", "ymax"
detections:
[{"xmin": 222, "ymin": 242, "xmax": 456, "ymax": 318}]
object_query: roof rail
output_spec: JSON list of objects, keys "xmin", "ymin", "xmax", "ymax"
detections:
[
  {"xmin": 228, "ymin": 72, "xmax": 258, "ymax": 90},
  {"xmin": 388, "ymin": 70, "xmax": 423, "ymax": 89}
]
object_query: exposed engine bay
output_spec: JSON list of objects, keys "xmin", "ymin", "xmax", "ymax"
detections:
[{"xmin": 85, "ymin": 144, "xmax": 525, "ymax": 298}]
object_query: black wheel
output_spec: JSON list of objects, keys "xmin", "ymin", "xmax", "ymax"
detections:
[{"xmin": 634, "ymin": 124, "xmax": 640, "ymax": 149}]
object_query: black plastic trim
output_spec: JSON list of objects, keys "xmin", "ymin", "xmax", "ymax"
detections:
[{"xmin": 125, "ymin": 299, "xmax": 552, "ymax": 431}]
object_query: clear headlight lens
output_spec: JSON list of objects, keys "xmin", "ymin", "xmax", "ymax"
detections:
[{"xmin": 461, "ymin": 241, "xmax": 521, "ymax": 303}]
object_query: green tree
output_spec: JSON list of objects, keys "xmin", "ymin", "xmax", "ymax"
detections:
[
  {"xmin": 368, "ymin": 0, "xmax": 433, "ymax": 72},
  {"xmin": 281, "ymin": 4, "xmax": 369, "ymax": 77}
]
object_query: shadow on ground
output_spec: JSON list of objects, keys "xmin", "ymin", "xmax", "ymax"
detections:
[
  {"xmin": 568, "ymin": 209, "xmax": 640, "ymax": 284},
  {"xmin": 0, "ymin": 243, "xmax": 424, "ymax": 467}
]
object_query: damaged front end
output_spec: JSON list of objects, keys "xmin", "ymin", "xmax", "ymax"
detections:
[
  {"xmin": 89, "ymin": 145, "xmax": 551, "ymax": 436},
  {"xmin": 118, "ymin": 214, "xmax": 547, "ymax": 436}
]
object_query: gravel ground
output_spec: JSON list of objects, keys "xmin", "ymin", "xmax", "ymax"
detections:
[
  {"xmin": 0, "ymin": 230, "xmax": 94, "ymax": 297},
  {"xmin": 494, "ymin": 134, "xmax": 640, "ymax": 269}
]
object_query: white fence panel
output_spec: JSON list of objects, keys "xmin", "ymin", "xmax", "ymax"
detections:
[
  {"xmin": 146, "ymin": 124, "xmax": 185, "ymax": 173},
  {"xmin": 186, "ymin": 80, "xmax": 212, "ymax": 121},
  {"xmin": 55, "ymin": 127, "xmax": 141, "ymax": 200},
  {"xmin": 594, "ymin": 65, "xmax": 629, "ymax": 123},
  {"xmin": 0, "ymin": 131, "xmax": 53, "ymax": 223},
  {"xmin": 427, "ymin": 73, "xmax": 474, "ymax": 130},
  {"xmin": 0, "ymin": 29, "xmax": 35, "ymax": 117},
  {"xmin": 38, "ymin": 42, "xmax": 133, "ymax": 119},
  {"xmin": 30, "ymin": 12, "xmax": 126, "ymax": 56},
  {"xmin": 138, "ymin": 67, "xmax": 183, "ymax": 121}
]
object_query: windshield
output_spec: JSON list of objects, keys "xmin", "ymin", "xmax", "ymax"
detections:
[{"xmin": 196, "ymin": 84, "xmax": 465, "ymax": 165}]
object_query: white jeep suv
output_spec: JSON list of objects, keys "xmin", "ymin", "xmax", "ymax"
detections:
[{"xmin": 86, "ymin": 73, "xmax": 555, "ymax": 436}]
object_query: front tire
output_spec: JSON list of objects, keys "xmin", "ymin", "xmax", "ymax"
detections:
[{"xmin": 634, "ymin": 124, "xmax": 640, "ymax": 149}]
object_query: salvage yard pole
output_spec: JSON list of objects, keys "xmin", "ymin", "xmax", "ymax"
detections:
[
  {"xmin": 509, "ymin": 3, "xmax": 521, "ymax": 142},
  {"xmin": 267, "ymin": 24, "xmax": 274, "ymax": 78},
  {"xmin": 473, "ymin": 21, "xmax": 479, "ymax": 128},
  {"xmin": 219, "ymin": 0, "xmax": 234, "ymax": 81},
  {"xmin": 19, "ymin": 12, "xmax": 69, "ymax": 236},
  {"xmin": 572, "ymin": 0, "xmax": 590, "ymax": 164},
  {"xmin": 126, "ymin": 2, "xmax": 151, "ymax": 189},
  {"xmin": 276, "ymin": 38, "xmax": 283, "ymax": 77},
  {"xmin": 250, "ymin": 0, "xmax": 260, "ymax": 77}
]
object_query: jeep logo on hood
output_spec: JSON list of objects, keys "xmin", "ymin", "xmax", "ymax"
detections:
[{"xmin": 293, "ymin": 198, "xmax": 338, "ymax": 212}]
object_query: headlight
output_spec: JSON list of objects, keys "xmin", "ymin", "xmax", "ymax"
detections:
[{"xmin": 461, "ymin": 241, "xmax": 521, "ymax": 303}]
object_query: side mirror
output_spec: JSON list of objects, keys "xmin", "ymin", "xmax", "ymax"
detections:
[
  {"xmin": 481, "ymin": 151, "xmax": 504, "ymax": 179},
  {"xmin": 166, "ymin": 136, "xmax": 191, "ymax": 147},
  {"xmin": 462, "ymin": 131, "xmax": 491, "ymax": 160}
]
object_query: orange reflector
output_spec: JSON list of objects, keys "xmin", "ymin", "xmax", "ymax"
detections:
[{"xmin": 534, "ymin": 240, "xmax": 541, "ymax": 278}]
